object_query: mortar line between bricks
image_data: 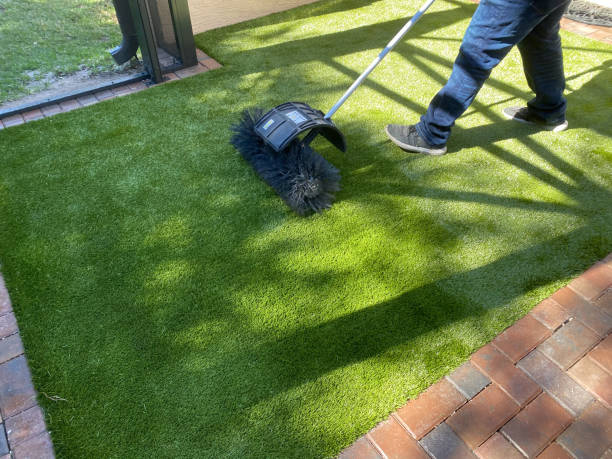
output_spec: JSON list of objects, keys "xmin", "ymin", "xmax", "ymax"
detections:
[
  {"xmin": 587, "ymin": 350, "xmax": 612, "ymax": 376},
  {"xmin": 556, "ymin": 439, "xmax": 576, "ymax": 458},
  {"xmin": 0, "ymin": 331, "xmax": 19, "ymax": 338},
  {"xmin": 365, "ymin": 433, "xmax": 386, "ymax": 457},
  {"xmin": 445, "ymin": 376, "xmax": 491, "ymax": 401},
  {"xmin": 0, "ymin": 351, "xmax": 25, "ymax": 365},
  {"xmin": 391, "ymin": 412, "xmax": 421, "ymax": 439},
  {"xmin": 498, "ymin": 426, "xmax": 529, "ymax": 457},
  {"xmin": 568, "ymin": 282, "xmax": 612, "ymax": 304}
]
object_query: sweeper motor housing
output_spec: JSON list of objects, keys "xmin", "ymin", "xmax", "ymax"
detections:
[{"xmin": 254, "ymin": 102, "xmax": 347, "ymax": 153}]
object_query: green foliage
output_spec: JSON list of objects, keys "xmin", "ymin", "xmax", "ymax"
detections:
[
  {"xmin": 0, "ymin": 0, "xmax": 121, "ymax": 103},
  {"xmin": 0, "ymin": 0, "xmax": 611, "ymax": 457}
]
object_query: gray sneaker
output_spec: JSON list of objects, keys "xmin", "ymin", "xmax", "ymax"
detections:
[
  {"xmin": 385, "ymin": 124, "xmax": 447, "ymax": 155},
  {"xmin": 502, "ymin": 106, "xmax": 568, "ymax": 132}
]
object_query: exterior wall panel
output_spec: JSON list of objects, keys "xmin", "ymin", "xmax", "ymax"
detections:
[{"xmin": 188, "ymin": 0, "xmax": 320, "ymax": 33}]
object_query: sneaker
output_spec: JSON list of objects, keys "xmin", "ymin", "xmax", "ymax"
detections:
[
  {"xmin": 502, "ymin": 106, "xmax": 568, "ymax": 132},
  {"xmin": 384, "ymin": 124, "xmax": 447, "ymax": 155}
]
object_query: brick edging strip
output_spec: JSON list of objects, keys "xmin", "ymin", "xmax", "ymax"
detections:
[
  {"xmin": 0, "ymin": 49, "xmax": 221, "ymax": 130},
  {"xmin": 340, "ymin": 252, "xmax": 612, "ymax": 458},
  {"xmin": 0, "ymin": 274, "xmax": 54, "ymax": 458}
]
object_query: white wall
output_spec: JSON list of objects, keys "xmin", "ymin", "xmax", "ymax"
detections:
[{"xmin": 188, "ymin": 0, "xmax": 321, "ymax": 34}]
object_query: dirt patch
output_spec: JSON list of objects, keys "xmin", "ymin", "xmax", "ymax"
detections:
[{"xmin": 0, "ymin": 62, "xmax": 144, "ymax": 112}]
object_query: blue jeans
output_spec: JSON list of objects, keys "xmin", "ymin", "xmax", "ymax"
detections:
[{"xmin": 416, "ymin": 0, "xmax": 570, "ymax": 146}]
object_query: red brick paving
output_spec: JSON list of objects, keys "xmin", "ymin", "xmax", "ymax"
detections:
[
  {"xmin": 40, "ymin": 104, "xmax": 62, "ymax": 117},
  {"xmin": 492, "ymin": 314, "xmax": 551, "ymax": 362},
  {"xmin": 552, "ymin": 287, "xmax": 612, "ymax": 337},
  {"xmin": 530, "ymin": 298, "xmax": 570, "ymax": 331},
  {"xmin": 22, "ymin": 109, "xmax": 44, "ymax": 122},
  {"xmin": 338, "ymin": 437, "xmax": 381, "ymax": 459},
  {"xmin": 368, "ymin": 416, "xmax": 429, "ymax": 458},
  {"xmin": 500, "ymin": 393, "xmax": 572, "ymax": 457},
  {"xmin": 568, "ymin": 355, "xmax": 612, "ymax": 408},
  {"xmin": 536, "ymin": 442, "xmax": 573, "ymax": 459},
  {"xmin": 0, "ymin": 49, "xmax": 221, "ymax": 128},
  {"xmin": 471, "ymin": 344, "xmax": 540, "ymax": 406},
  {"xmin": 340, "ymin": 253, "xmax": 612, "ymax": 458},
  {"xmin": 420, "ymin": 422, "xmax": 476, "ymax": 458},
  {"xmin": 474, "ymin": 432, "xmax": 523, "ymax": 459},
  {"xmin": 446, "ymin": 361, "xmax": 490, "ymax": 400},
  {"xmin": 557, "ymin": 401, "xmax": 612, "ymax": 459},
  {"xmin": 569, "ymin": 262, "xmax": 612, "ymax": 301},
  {"xmin": 595, "ymin": 288, "xmax": 612, "ymax": 317},
  {"xmin": 447, "ymin": 384, "xmax": 519, "ymax": 449},
  {"xmin": 395, "ymin": 378, "xmax": 465, "ymax": 439},
  {"xmin": 589, "ymin": 333, "xmax": 612, "ymax": 371},
  {"xmin": 0, "ymin": 276, "xmax": 54, "ymax": 457},
  {"xmin": 538, "ymin": 319, "xmax": 601, "ymax": 369}
]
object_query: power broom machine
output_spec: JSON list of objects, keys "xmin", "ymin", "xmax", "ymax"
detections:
[{"xmin": 231, "ymin": 0, "xmax": 437, "ymax": 215}]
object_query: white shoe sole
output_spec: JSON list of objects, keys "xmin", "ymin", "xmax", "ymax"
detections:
[{"xmin": 502, "ymin": 109, "xmax": 568, "ymax": 132}]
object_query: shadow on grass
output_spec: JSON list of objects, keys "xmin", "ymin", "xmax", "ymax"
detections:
[{"xmin": 1, "ymin": 0, "xmax": 611, "ymax": 457}]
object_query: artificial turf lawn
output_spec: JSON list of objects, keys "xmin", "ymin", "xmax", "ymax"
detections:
[{"xmin": 1, "ymin": 0, "xmax": 611, "ymax": 456}]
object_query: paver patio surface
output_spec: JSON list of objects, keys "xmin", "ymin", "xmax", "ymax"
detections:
[{"xmin": 340, "ymin": 254, "xmax": 612, "ymax": 458}]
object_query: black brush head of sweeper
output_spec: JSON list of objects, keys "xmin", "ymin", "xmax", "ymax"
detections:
[{"xmin": 231, "ymin": 108, "xmax": 341, "ymax": 216}]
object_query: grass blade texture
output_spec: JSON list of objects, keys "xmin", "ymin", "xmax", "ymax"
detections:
[{"xmin": 0, "ymin": 0, "xmax": 611, "ymax": 457}]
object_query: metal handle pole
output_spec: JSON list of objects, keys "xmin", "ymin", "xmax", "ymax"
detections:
[{"xmin": 324, "ymin": 0, "xmax": 437, "ymax": 120}]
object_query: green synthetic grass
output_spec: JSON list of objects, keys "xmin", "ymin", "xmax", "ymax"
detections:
[
  {"xmin": 1, "ymin": 0, "xmax": 611, "ymax": 456},
  {"xmin": 0, "ymin": 0, "xmax": 121, "ymax": 103}
]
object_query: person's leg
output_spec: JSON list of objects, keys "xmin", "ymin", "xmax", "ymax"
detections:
[
  {"xmin": 415, "ymin": 0, "xmax": 547, "ymax": 146},
  {"xmin": 516, "ymin": 0, "xmax": 570, "ymax": 122}
]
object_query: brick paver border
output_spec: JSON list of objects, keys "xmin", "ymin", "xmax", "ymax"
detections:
[
  {"xmin": 0, "ymin": 275, "xmax": 54, "ymax": 458},
  {"xmin": 340, "ymin": 253, "xmax": 612, "ymax": 458},
  {"xmin": 0, "ymin": 49, "xmax": 221, "ymax": 130}
]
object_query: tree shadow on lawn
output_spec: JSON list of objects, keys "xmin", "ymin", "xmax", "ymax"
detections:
[{"xmin": 207, "ymin": 3, "xmax": 476, "ymax": 69}]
